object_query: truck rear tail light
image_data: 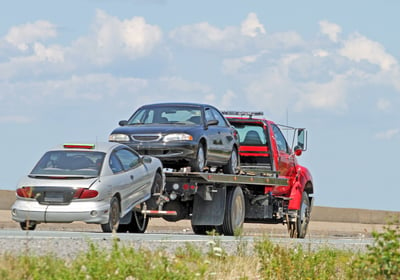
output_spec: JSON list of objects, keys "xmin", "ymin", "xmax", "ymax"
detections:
[
  {"xmin": 16, "ymin": 187, "xmax": 34, "ymax": 198},
  {"xmin": 73, "ymin": 188, "xmax": 98, "ymax": 199}
]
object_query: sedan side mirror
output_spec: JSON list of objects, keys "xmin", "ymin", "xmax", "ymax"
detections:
[
  {"xmin": 207, "ymin": 120, "xmax": 218, "ymax": 126},
  {"xmin": 141, "ymin": 156, "xmax": 152, "ymax": 164},
  {"xmin": 119, "ymin": 120, "xmax": 128, "ymax": 126}
]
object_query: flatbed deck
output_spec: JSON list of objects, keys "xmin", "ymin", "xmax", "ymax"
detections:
[{"xmin": 164, "ymin": 171, "xmax": 288, "ymax": 186}]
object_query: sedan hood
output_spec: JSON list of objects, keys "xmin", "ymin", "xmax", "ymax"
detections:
[{"xmin": 111, "ymin": 124, "xmax": 200, "ymax": 135}]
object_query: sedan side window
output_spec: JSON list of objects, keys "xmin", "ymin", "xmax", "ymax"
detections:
[
  {"xmin": 109, "ymin": 154, "xmax": 124, "ymax": 173},
  {"xmin": 211, "ymin": 108, "xmax": 228, "ymax": 127},
  {"xmin": 115, "ymin": 149, "xmax": 140, "ymax": 170},
  {"xmin": 204, "ymin": 108, "xmax": 214, "ymax": 123}
]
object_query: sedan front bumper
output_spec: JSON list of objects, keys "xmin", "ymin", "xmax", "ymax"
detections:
[
  {"xmin": 11, "ymin": 199, "xmax": 111, "ymax": 224},
  {"xmin": 127, "ymin": 141, "xmax": 199, "ymax": 161}
]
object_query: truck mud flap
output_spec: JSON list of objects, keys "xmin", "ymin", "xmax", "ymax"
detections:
[{"xmin": 192, "ymin": 187, "xmax": 226, "ymax": 226}]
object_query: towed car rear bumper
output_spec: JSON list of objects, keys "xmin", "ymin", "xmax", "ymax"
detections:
[{"xmin": 11, "ymin": 199, "xmax": 110, "ymax": 224}]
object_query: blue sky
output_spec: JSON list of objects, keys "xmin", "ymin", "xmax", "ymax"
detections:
[{"xmin": 1, "ymin": 1, "xmax": 399, "ymax": 211}]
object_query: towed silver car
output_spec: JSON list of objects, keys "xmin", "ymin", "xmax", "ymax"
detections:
[{"xmin": 11, "ymin": 142, "xmax": 164, "ymax": 232}]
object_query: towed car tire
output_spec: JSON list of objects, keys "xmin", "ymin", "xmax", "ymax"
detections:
[
  {"xmin": 101, "ymin": 196, "xmax": 120, "ymax": 233},
  {"xmin": 222, "ymin": 147, "xmax": 239, "ymax": 174},
  {"xmin": 190, "ymin": 144, "xmax": 206, "ymax": 172},
  {"xmin": 20, "ymin": 221, "xmax": 36, "ymax": 231}
]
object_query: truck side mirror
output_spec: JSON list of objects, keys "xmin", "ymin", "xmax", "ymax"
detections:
[{"xmin": 297, "ymin": 128, "xmax": 307, "ymax": 151}]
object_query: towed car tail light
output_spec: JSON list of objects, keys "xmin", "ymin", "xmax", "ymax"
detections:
[
  {"xmin": 163, "ymin": 133, "xmax": 193, "ymax": 142},
  {"xmin": 16, "ymin": 187, "xmax": 34, "ymax": 198},
  {"xmin": 73, "ymin": 188, "xmax": 99, "ymax": 199}
]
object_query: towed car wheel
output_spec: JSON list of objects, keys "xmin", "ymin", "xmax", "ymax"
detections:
[
  {"xmin": 146, "ymin": 173, "xmax": 163, "ymax": 210},
  {"xmin": 190, "ymin": 144, "xmax": 206, "ymax": 172},
  {"xmin": 222, "ymin": 147, "xmax": 239, "ymax": 174},
  {"xmin": 20, "ymin": 221, "xmax": 36, "ymax": 231},
  {"xmin": 101, "ymin": 196, "xmax": 120, "ymax": 233}
]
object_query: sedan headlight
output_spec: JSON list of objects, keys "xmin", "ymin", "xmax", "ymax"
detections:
[
  {"xmin": 109, "ymin": 134, "xmax": 130, "ymax": 142},
  {"xmin": 163, "ymin": 133, "xmax": 193, "ymax": 142}
]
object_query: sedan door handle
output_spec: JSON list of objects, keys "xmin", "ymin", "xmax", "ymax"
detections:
[{"xmin": 130, "ymin": 175, "xmax": 134, "ymax": 180}]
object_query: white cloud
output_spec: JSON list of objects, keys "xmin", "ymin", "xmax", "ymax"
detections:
[
  {"xmin": 319, "ymin": 20, "xmax": 341, "ymax": 43},
  {"xmin": 241, "ymin": 13, "xmax": 266, "ymax": 37},
  {"xmin": 376, "ymin": 98, "xmax": 391, "ymax": 111},
  {"xmin": 73, "ymin": 10, "xmax": 162, "ymax": 65},
  {"xmin": 222, "ymin": 54, "xmax": 259, "ymax": 74},
  {"xmin": 159, "ymin": 76, "xmax": 210, "ymax": 93},
  {"xmin": 339, "ymin": 34, "xmax": 397, "ymax": 71},
  {"xmin": 375, "ymin": 128, "xmax": 400, "ymax": 140},
  {"xmin": 221, "ymin": 90, "xmax": 236, "ymax": 108},
  {"xmin": 5, "ymin": 20, "xmax": 57, "ymax": 51},
  {"xmin": 296, "ymin": 76, "xmax": 347, "ymax": 111},
  {"xmin": 169, "ymin": 22, "xmax": 239, "ymax": 51},
  {"xmin": 33, "ymin": 43, "xmax": 64, "ymax": 63}
]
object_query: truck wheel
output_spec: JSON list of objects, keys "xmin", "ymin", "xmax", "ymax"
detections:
[
  {"xmin": 220, "ymin": 187, "xmax": 245, "ymax": 236},
  {"xmin": 288, "ymin": 191, "xmax": 310, "ymax": 238},
  {"xmin": 146, "ymin": 173, "xmax": 163, "ymax": 210},
  {"xmin": 127, "ymin": 210, "xmax": 149, "ymax": 233},
  {"xmin": 117, "ymin": 224, "xmax": 129, "ymax": 233},
  {"xmin": 190, "ymin": 144, "xmax": 206, "ymax": 172},
  {"xmin": 222, "ymin": 147, "xmax": 239, "ymax": 174},
  {"xmin": 20, "ymin": 221, "xmax": 36, "ymax": 231},
  {"xmin": 101, "ymin": 196, "xmax": 120, "ymax": 233},
  {"xmin": 191, "ymin": 225, "xmax": 216, "ymax": 235}
]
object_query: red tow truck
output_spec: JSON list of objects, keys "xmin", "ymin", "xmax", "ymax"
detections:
[{"xmin": 141, "ymin": 111, "xmax": 314, "ymax": 238}]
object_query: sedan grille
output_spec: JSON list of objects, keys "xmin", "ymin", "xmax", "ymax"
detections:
[{"xmin": 131, "ymin": 134, "xmax": 161, "ymax": 142}]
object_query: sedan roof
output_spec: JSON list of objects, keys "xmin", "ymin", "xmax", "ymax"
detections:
[{"xmin": 139, "ymin": 102, "xmax": 215, "ymax": 109}]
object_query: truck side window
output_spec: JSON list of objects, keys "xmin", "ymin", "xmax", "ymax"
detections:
[{"xmin": 272, "ymin": 124, "xmax": 289, "ymax": 153}]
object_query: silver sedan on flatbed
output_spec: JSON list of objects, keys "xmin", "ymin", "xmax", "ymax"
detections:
[{"xmin": 11, "ymin": 142, "xmax": 164, "ymax": 233}]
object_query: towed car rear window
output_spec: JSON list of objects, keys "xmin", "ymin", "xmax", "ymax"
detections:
[{"xmin": 30, "ymin": 151, "xmax": 105, "ymax": 177}]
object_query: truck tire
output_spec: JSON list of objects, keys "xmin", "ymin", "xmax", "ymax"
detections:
[
  {"xmin": 127, "ymin": 210, "xmax": 149, "ymax": 233},
  {"xmin": 191, "ymin": 225, "xmax": 216, "ymax": 235},
  {"xmin": 101, "ymin": 196, "xmax": 120, "ymax": 233},
  {"xmin": 222, "ymin": 147, "xmax": 239, "ymax": 174},
  {"xmin": 220, "ymin": 186, "xmax": 245, "ymax": 236},
  {"xmin": 190, "ymin": 144, "xmax": 206, "ymax": 172},
  {"xmin": 146, "ymin": 173, "xmax": 163, "ymax": 210},
  {"xmin": 288, "ymin": 191, "xmax": 310, "ymax": 238}
]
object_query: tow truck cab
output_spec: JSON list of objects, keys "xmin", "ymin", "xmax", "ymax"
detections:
[{"xmin": 223, "ymin": 111, "xmax": 314, "ymax": 209}]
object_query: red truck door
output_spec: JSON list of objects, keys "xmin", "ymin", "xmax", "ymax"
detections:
[{"xmin": 271, "ymin": 124, "xmax": 293, "ymax": 177}]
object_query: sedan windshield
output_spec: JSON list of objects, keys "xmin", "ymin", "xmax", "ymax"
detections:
[
  {"xmin": 128, "ymin": 106, "xmax": 203, "ymax": 125},
  {"xmin": 30, "ymin": 151, "xmax": 105, "ymax": 177}
]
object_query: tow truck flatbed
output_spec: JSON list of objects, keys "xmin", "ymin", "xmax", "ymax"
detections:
[{"xmin": 164, "ymin": 171, "xmax": 288, "ymax": 186}]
